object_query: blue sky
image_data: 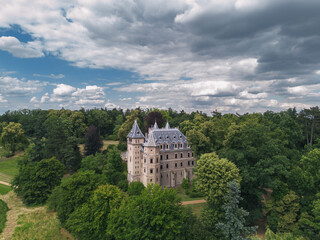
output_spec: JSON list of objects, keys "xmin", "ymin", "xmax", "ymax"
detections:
[{"xmin": 0, "ymin": 0, "xmax": 320, "ymax": 114}]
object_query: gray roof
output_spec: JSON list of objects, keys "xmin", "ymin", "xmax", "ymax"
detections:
[
  {"xmin": 127, "ymin": 120, "xmax": 145, "ymax": 139},
  {"xmin": 144, "ymin": 127, "xmax": 187, "ymax": 146},
  {"xmin": 153, "ymin": 121, "xmax": 159, "ymax": 129}
]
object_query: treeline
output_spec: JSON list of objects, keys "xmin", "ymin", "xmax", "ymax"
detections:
[{"xmin": 1, "ymin": 106, "xmax": 320, "ymax": 239}]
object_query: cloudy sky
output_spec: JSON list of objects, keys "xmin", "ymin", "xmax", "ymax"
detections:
[{"xmin": 0, "ymin": 0, "xmax": 319, "ymax": 114}]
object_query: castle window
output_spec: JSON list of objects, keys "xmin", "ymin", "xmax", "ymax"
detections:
[
  {"xmin": 150, "ymin": 158, "xmax": 153, "ymax": 164},
  {"xmin": 192, "ymin": 161, "xmax": 194, "ymax": 165},
  {"xmin": 175, "ymin": 144, "xmax": 177, "ymax": 148},
  {"xmin": 175, "ymin": 154, "xmax": 177, "ymax": 159},
  {"xmin": 192, "ymin": 152, "xmax": 194, "ymax": 157},
  {"xmin": 180, "ymin": 162, "xmax": 183, "ymax": 167},
  {"xmin": 160, "ymin": 145, "xmax": 163, "ymax": 149},
  {"xmin": 181, "ymin": 171, "xmax": 182, "ymax": 176},
  {"xmin": 130, "ymin": 157, "xmax": 131, "ymax": 162},
  {"xmin": 180, "ymin": 144, "xmax": 183, "ymax": 148},
  {"xmin": 161, "ymin": 174, "xmax": 163, "ymax": 178},
  {"xmin": 150, "ymin": 168, "xmax": 153, "ymax": 174},
  {"xmin": 175, "ymin": 163, "xmax": 177, "ymax": 168},
  {"xmin": 160, "ymin": 165, "xmax": 163, "ymax": 169},
  {"xmin": 188, "ymin": 161, "xmax": 190, "ymax": 166},
  {"xmin": 160, "ymin": 155, "xmax": 163, "ymax": 160},
  {"xmin": 144, "ymin": 158, "xmax": 146, "ymax": 163},
  {"xmin": 156, "ymin": 158, "xmax": 158, "ymax": 163},
  {"xmin": 188, "ymin": 153, "xmax": 190, "ymax": 157},
  {"xmin": 150, "ymin": 179, "xmax": 152, "ymax": 182},
  {"xmin": 156, "ymin": 168, "xmax": 158, "ymax": 173},
  {"xmin": 166, "ymin": 154, "xmax": 169, "ymax": 160},
  {"xmin": 166, "ymin": 164, "xmax": 169, "ymax": 168},
  {"xmin": 166, "ymin": 145, "xmax": 169, "ymax": 149},
  {"xmin": 180, "ymin": 153, "xmax": 183, "ymax": 158},
  {"xmin": 144, "ymin": 168, "xmax": 146, "ymax": 173}
]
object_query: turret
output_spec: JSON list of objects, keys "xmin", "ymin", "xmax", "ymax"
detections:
[
  {"xmin": 142, "ymin": 129, "xmax": 160, "ymax": 186},
  {"xmin": 127, "ymin": 120, "xmax": 145, "ymax": 183}
]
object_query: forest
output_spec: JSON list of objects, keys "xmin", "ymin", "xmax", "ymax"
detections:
[{"xmin": 0, "ymin": 106, "xmax": 320, "ymax": 240}]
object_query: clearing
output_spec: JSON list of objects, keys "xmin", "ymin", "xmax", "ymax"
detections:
[{"xmin": 0, "ymin": 191, "xmax": 73, "ymax": 240}]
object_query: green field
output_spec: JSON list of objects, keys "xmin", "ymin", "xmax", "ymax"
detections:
[
  {"xmin": 185, "ymin": 203, "xmax": 206, "ymax": 218},
  {"xmin": 12, "ymin": 209, "xmax": 72, "ymax": 240},
  {"xmin": 0, "ymin": 184, "xmax": 11, "ymax": 195},
  {"xmin": 0, "ymin": 146, "xmax": 20, "ymax": 183}
]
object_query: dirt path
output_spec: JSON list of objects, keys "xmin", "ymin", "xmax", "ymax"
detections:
[
  {"xmin": 0, "ymin": 191, "xmax": 45, "ymax": 240},
  {"xmin": 181, "ymin": 199, "xmax": 207, "ymax": 205},
  {"xmin": 0, "ymin": 181, "xmax": 10, "ymax": 187}
]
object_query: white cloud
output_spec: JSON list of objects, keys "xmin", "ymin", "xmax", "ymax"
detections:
[
  {"xmin": 0, "ymin": 76, "xmax": 46, "ymax": 96},
  {"xmin": 33, "ymin": 73, "xmax": 65, "ymax": 79},
  {"xmin": 30, "ymin": 96, "xmax": 38, "ymax": 103},
  {"xmin": 53, "ymin": 84, "xmax": 76, "ymax": 96},
  {"xmin": 0, "ymin": 94, "xmax": 7, "ymax": 103},
  {"xmin": 0, "ymin": 36, "xmax": 44, "ymax": 58}
]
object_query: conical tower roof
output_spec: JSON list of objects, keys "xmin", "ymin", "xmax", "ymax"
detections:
[
  {"xmin": 153, "ymin": 120, "xmax": 159, "ymax": 129},
  {"xmin": 165, "ymin": 121, "xmax": 170, "ymax": 129},
  {"xmin": 127, "ymin": 119, "xmax": 145, "ymax": 138},
  {"xmin": 144, "ymin": 131, "xmax": 157, "ymax": 147}
]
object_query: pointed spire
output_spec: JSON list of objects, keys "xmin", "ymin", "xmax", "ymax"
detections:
[
  {"xmin": 127, "ymin": 119, "xmax": 145, "ymax": 138},
  {"xmin": 165, "ymin": 121, "xmax": 170, "ymax": 129},
  {"xmin": 144, "ymin": 131, "xmax": 157, "ymax": 146},
  {"xmin": 153, "ymin": 120, "xmax": 159, "ymax": 129}
]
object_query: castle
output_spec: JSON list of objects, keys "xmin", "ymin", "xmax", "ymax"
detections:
[{"xmin": 127, "ymin": 120, "xmax": 195, "ymax": 187}]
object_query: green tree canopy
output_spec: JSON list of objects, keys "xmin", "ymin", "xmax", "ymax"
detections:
[
  {"xmin": 194, "ymin": 152, "xmax": 240, "ymax": 205},
  {"xmin": 66, "ymin": 184, "xmax": 125, "ymax": 240},
  {"xmin": 0, "ymin": 122, "xmax": 28, "ymax": 155},
  {"xmin": 107, "ymin": 184, "xmax": 187, "ymax": 240},
  {"xmin": 12, "ymin": 157, "xmax": 65, "ymax": 205}
]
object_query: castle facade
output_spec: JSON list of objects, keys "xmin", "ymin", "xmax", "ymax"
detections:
[{"xmin": 127, "ymin": 120, "xmax": 195, "ymax": 187}]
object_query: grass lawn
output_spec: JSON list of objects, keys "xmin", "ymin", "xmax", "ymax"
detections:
[
  {"xmin": 175, "ymin": 186, "xmax": 204, "ymax": 201},
  {"xmin": 184, "ymin": 203, "xmax": 206, "ymax": 218},
  {"xmin": 0, "ymin": 147, "xmax": 20, "ymax": 183},
  {"xmin": 0, "ymin": 184, "xmax": 11, "ymax": 195},
  {"xmin": 12, "ymin": 209, "xmax": 73, "ymax": 240},
  {"xmin": 0, "ymin": 158, "xmax": 19, "ymax": 183}
]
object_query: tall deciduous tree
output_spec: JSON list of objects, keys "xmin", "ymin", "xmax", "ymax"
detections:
[
  {"xmin": 195, "ymin": 152, "xmax": 240, "ymax": 205},
  {"xmin": 145, "ymin": 111, "xmax": 164, "ymax": 130},
  {"xmin": 216, "ymin": 181, "xmax": 257, "ymax": 240},
  {"xmin": 0, "ymin": 122, "xmax": 28, "ymax": 155},
  {"xmin": 107, "ymin": 184, "xmax": 187, "ymax": 240},
  {"xmin": 66, "ymin": 185, "xmax": 125, "ymax": 240},
  {"xmin": 48, "ymin": 171, "xmax": 104, "ymax": 225},
  {"xmin": 84, "ymin": 125, "xmax": 103, "ymax": 156},
  {"xmin": 12, "ymin": 157, "xmax": 65, "ymax": 205}
]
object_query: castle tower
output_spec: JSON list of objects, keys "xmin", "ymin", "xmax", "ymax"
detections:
[
  {"xmin": 142, "ymin": 131, "xmax": 160, "ymax": 186},
  {"xmin": 127, "ymin": 120, "xmax": 144, "ymax": 183}
]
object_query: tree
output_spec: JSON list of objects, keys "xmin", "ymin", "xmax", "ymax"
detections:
[
  {"xmin": 66, "ymin": 185, "xmax": 125, "ymax": 240},
  {"xmin": 194, "ymin": 152, "xmax": 240, "ymax": 205},
  {"xmin": 80, "ymin": 152, "xmax": 106, "ymax": 174},
  {"xmin": 145, "ymin": 111, "xmax": 164, "ymax": 131},
  {"xmin": 43, "ymin": 112, "xmax": 81, "ymax": 172},
  {"xmin": 216, "ymin": 181, "xmax": 257, "ymax": 240},
  {"xmin": 87, "ymin": 109, "xmax": 113, "ymax": 137},
  {"xmin": 127, "ymin": 181, "xmax": 145, "ymax": 196},
  {"xmin": 84, "ymin": 125, "xmax": 103, "ymax": 156},
  {"xmin": 0, "ymin": 122, "xmax": 28, "ymax": 155},
  {"xmin": 107, "ymin": 184, "xmax": 187, "ymax": 240},
  {"xmin": 264, "ymin": 191, "xmax": 300, "ymax": 233},
  {"xmin": 12, "ymin": 157, "xmax": 65, "ymax": 205},
  {"xmin": 48, "ymin": 171, "xmax": 104, "ymax": 225}
]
